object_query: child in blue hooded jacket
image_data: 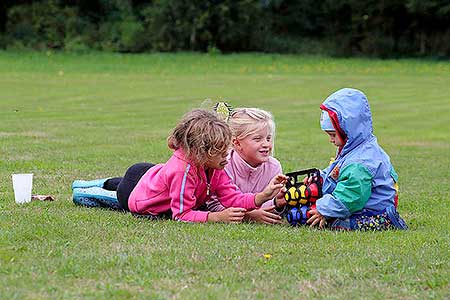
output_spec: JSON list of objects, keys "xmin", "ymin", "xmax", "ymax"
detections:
[{"xmin": 307, "ymin": 88, "xmax": 407, "ymax": 230}]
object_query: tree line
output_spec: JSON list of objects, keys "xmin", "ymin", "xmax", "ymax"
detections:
[{"xmin": 1, "ymin": 0, "xmax": 449, "ymax": 58}]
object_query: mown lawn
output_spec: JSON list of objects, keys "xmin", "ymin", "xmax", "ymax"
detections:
[{"xmin": 0, "ymin": 51, "xmax": 449, "ymax": 299}]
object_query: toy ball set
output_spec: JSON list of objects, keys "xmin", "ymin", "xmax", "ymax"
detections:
[{"xmin": 283, "ymin": 168, "xmax": 323, "ymax": 226}]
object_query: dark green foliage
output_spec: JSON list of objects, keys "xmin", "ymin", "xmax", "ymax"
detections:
[
  {"xmin": 1, "ymin": 0, "xmax": 450, "ymax": 57},
  {"xmin": 139, "ymin": 0, "xmax": 266, "ymax": 52},
  {"xmin": 6, "ymin": 0, "xmax": 80, "ymax": 49}
]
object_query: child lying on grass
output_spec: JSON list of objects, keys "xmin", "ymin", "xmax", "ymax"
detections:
[
  {"xmin": 73, "ymin": 109, "xmax": 287, "ymax": 223},
  {"xmin": 206, "ymin": 107, "xmax": 287, "ymax": 224}
]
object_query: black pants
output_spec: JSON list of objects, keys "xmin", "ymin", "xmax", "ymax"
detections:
[{"xmin": 104, "ymin": 162, "xmax": 155, "ymax": 211}]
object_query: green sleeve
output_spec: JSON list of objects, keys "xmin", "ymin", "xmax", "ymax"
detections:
[
  {"xmin": 332, "ymin": 163, "xmax": 373, "ymax": 213},
  {"xmin": 390, "ymin": 166, "xmax": 398, "ymax": 182}
]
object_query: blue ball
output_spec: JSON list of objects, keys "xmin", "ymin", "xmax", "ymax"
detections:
[
  {"xmin": 299, "ymin": 205, "xmax": 309, "ymax": 224},
  {"xmin": 286, "ymin": 207, "xmax": 301, "ymax": 226}
]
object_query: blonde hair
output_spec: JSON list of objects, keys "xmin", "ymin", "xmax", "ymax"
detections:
[
  {"xmin": 168, "ymin": 109, "xmax": 232, "ymax": 166},
  {"xmin": 229, "ymin": 108, "xmax": 275, "ymax": 143}
]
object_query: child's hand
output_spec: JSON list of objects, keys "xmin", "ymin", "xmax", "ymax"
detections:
[
  {"xmin": 272, "ymin": 174, "xmax": 288, "ymax": 185},
  {"xmin": 208, "ymin": 207, "xmax": 246, "ymax": 223},
  {"xmin": 273, "ymin": 186, "xmax": 287, "ymax": 209},
  {"xmin": 245, "ymin": 206, "xmax": 282, "ymax": 225},
  {"xmin": 303, "ymin": 176, "xmax": 312, "ymax": 185},
  {"xmin": 255, "ymin": 174, "xmax": 288, "ymax": 206},
  {"xmin": 306, "ymin": 209, "xmax": 327, "ymax": 229},
  {"xmin": 276, "ymin": 186, "xmax": 287, "ymax": 201}
]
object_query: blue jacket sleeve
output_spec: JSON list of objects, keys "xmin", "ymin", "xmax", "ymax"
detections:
[{"xmin": 316, "ymin": 163, "xmax": 373, "ymax": 218}]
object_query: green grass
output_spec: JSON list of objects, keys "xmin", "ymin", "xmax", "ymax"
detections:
[{"xmin": 0, "ymin": 51, "xmax": 449, "ymax": 299}]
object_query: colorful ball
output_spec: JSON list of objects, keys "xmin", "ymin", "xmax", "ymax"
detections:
[
  {"xmin": 307, "ymin": 183, "xmax": 320, "ymax": 202},
  {"xmin": 298, "ymin": 185, "xmax": 307, "ymax": 198},
  {"xmin": 285, "ymin": 186, "xmax": 299, "ymax": 206},
  {"xmin": 286, "ymin": 207, "xmax": 301, "ymax": 226},
  {"xmin": 299, "ymin": 205, "xmax": 309, "ymax": 224},
  {"xmin": 304, "ymin": 186, "xmax": 311, "ymax": 199}
]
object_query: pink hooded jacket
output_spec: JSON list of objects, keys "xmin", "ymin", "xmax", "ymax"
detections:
[{"xmin": 128, "ymin": 149, "xmax": 259, "ymax": 222}]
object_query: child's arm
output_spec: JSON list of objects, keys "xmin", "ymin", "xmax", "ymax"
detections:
[
  {"xmin": 207, "ymin": 208, "xmax": 246, "ymax": 223},
  {"xmin": 206, "ymin": 196, "xmax": 283, "ymax": 224},
  {"xmin": 316, "ymin": 163, "xmax": 372, "ymax": 219},
  {"xmin": 169, "ymin": 170, "xmax": 254, "ymax": 223},
  {"xmin": 254, "ymin": 174, "xmax": 288, "ymax": 206},
  {"xmin": 205, "ymin": 195, "xmax": 250, "ymax": 223},
  {"xmin": 168, "ymin": 171, "xmax": 213, "ymax": 222},
  {"xmin": 205, "ymin": 194, "xmax": 226, "ymax": 212},
  {"xmin": 214, "ymin": 172, "xmax": 286, "ymax": 209},
  {"xmin": 241, "ymin": 162, "xmax": 285, "ymax": 224},
  {"xmin": 244, "ymin": 205, "xmax": 283, "ymax": 224}
]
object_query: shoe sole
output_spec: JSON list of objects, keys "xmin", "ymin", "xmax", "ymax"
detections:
[{"xmin": 73, "ymin": 187, "xmax": 120, "ymax": 210}]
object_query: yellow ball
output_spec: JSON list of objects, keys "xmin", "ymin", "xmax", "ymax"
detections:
[
  {"xmin": 299, "ymin": 198, "xmax": 308, "ymax": 205},
  {"xmin": 298, "ymin": 185, "xmax": 307, "ymax": 198},
  {"xmin": 288, "ymin": 200, "xmax": 298, "ymax": 206},
  {"xmin": 285, "ymin": 186, "xmax": 299, "ymax": 206}
]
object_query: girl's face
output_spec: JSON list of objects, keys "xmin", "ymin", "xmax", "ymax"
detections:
[
  {"xmin": 205, "ymin": 148, "xmax": 230, "ymax": 170},
  {"xmin": 234, "ymin": 127, "xmax": 273, "ymax": 168},
  {"xmin": 325, "ymin": 131, "xmax": 343, "ymax": 147}
]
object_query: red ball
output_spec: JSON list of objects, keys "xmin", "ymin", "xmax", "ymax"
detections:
[
  {"xmin": 307, "ymin": 183, "xmax": 320, "ymax": 202},
  {"xmin": 304, "ymin": 186, "xmax": 310, "ymax": 199}
]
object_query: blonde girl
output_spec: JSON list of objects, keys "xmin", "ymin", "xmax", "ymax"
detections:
[{"xmin": 207, "ymin": 108, "xmax": 286, "ymax": 224}]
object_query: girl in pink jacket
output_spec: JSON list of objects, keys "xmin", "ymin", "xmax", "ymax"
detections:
[
  {"xmin": 206, "ymin": 108, "xmax": 287, "ymax": 224},
  {"xmin": 85, "ymin": 109, "xmax": 287, "ymax": 223}
]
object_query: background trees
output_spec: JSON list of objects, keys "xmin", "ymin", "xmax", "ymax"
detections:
[{"xmin": 1, "ymin": 0, "xmax": 449, "ymax": 57}]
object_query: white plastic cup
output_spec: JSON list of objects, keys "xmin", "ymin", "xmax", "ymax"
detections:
[{"xmin": 12, "ymin": 173, "xmax": 33, "ymax": 204}]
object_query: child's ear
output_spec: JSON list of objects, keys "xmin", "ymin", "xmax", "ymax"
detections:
[{"xmin": 232, "ymin": 138, "xmax": 241, "ymax": 150}]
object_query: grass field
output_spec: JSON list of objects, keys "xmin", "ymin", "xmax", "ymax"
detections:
[{"xmin": 0, "ymin": 51, "xmax": 449, "ymax": 299}]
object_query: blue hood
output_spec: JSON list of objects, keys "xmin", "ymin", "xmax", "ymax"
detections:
[{"xmin": 320, "ymin": 88, "xmax": 374, "ymax": 157}]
